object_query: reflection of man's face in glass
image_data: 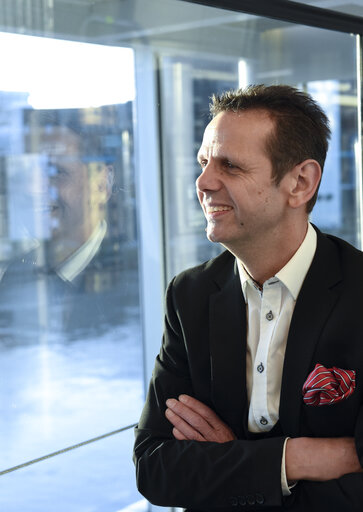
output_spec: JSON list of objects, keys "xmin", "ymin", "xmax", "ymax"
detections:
[{"xmin": 33, "ymin": 127, "xmax": 111, "ymax": 263}]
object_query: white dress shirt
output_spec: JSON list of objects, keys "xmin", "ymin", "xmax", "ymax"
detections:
[{"xmin": 237, "ymin": 223, "xmax": 317, "ymax": 492}]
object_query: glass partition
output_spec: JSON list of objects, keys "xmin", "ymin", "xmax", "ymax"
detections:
[
  {"xmin": 0, "ymin": 15, "xmax": 145, "ymax": 512},
  {"xmin": 0, "ymin": 428, "xmax": 147, "ymax": 512}
]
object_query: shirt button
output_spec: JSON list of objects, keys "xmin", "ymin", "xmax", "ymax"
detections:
[
  {"xmin": 257, "ymin": 363, "xmax": 264, "ymax": 373},
  {"xmin": 247, "ymin": 495, "xmax": 256, "ymax": 505},
  {"xmin": 255, "ymin": 493, "xmax": 265, "ymax": 505},
  {"xmin": 260, "ymin": 416, "xmax": 268, "ymax": 426},
  {"xmin": 229, "ymin": 496, "xmax": 238, "ymax": 506},
  {"xmin": 265, "ymin": 310, "xmax": 274, "ymax": 321},
  {"xmin": 238, "ymin": 496, "xmax": 247, "ymax": 506}
]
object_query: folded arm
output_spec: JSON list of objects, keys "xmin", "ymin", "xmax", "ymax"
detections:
[
  {"xmin": 134, "ymin": 359, "xmax": 286, "ymax": 509},
  {"xmin": 166, "ymin": 394, "xmax": 363, "ymax": 483}
]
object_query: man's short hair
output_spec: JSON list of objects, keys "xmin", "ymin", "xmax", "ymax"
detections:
[{"xmin": 210, "ymin": 84, "xmax": 331, "ymax": 213}]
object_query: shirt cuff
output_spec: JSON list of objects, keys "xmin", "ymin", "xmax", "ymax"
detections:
[{"xmin": 281, "ymin": 437, "xmax": 297, "ymax": 496}]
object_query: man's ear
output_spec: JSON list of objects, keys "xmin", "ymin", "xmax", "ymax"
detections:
[{"xmin": 287, "ymin": 159, "xmax": 321, "ymax": 209}]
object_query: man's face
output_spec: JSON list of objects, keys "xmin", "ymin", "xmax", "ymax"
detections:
[
  {"xmin": 45, "ymin": 131, "xmax": 89, "ymax": 243},
  {"xmin": 29, "ymin": 128, "xmax": 110, "ymax": 259},
  {"xmin": 196, "ymin": 109, "xmax": 291, "ymax": 254}
]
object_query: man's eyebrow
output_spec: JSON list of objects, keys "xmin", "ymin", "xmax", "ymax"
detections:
[
  {"xmin": 197, "ymin": 152, "xmax": 245, "ymax": 167},
  {"xmin": 200, "ymin": 154, "xmax": 231, "ymax": 163}
]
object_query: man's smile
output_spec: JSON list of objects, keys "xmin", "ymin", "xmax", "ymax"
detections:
[
  {"xmin": 205, "ymin": 205, "xmax": 233, "ymax": 213},
  {"xmin": 204, "ymin": 204, "xmax": 233, "ymax": 221}
]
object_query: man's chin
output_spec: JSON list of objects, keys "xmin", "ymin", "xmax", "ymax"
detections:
[
  {"xmin": 206, "ymin": 228, "xmax": 223, "ymax": 244},
  {"xmin": 206, "ymin": 230, "xmax": 239, "ymax": 253}
]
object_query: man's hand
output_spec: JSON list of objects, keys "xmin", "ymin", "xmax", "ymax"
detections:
[
  {"xmin": 286, "ymin": 437, "xmax": 363, "ymax": 482},
  {"xmin": 165, "ymin": 394, "xmax": 236, "ymax": 443}
]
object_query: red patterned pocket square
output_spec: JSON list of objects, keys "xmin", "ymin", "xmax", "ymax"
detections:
[{"xmin": 302, "ymin": 363, "xmax": 356, "ymax": 406}]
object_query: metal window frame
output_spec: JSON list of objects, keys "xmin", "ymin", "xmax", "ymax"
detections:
[
  {"xmin": 178, "ymin": 0, "xmax": 363, "ymax": 34},
  {"xmin": 133, "ymin": 46, "xmax": 165, "ymax": 388},
  {"xmin": 356, "ymin": 35, "xmax": 363, "ymax": 248}
]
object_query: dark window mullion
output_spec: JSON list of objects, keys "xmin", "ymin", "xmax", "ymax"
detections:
[{"xmin": 177, "ymin": 0, "xmax": 363, "ymax": 35}]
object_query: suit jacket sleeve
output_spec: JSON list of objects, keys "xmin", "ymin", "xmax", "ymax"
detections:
[{"xmin": 133, "ymin": 273, "xmax": 286, "ymax": 510}]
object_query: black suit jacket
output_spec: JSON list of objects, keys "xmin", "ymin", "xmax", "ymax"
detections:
[{"xmin": 134, "ymin": 228, "xmax": 363, "ymax": 511}]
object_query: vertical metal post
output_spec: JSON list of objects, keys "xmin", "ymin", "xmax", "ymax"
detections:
[{"xmin": 133, "ymin": 46, "xmax": 165, "ymax": 393}]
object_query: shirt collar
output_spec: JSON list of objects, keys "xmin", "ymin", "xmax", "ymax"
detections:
[
  {"xmin": 237, "ymin": 223, "xmax": 317, "ymax": 301},
  {"xmin": 56, "ymin": 220, "xmax": 107, "ymax": 282},
  {"xmin": 238, "ymin": 259, "xmax": 261, "ymax": 295},
  {"xmin": 275, "ymin": 222, "xmax": 317, "ymax": 300}
]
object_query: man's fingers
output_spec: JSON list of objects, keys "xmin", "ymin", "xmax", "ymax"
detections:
[
  {"xmin": 166, "ymin": 398, "xmax": 213, "ymax": 436},
  {"xmin": 165, "ymin": 407, "xmax": 205, "ymax": 441},
  {"xmin": 165, "ymin": 396, "xmax": 236, "ymax": 442},
  {"xmin": 178, "ymin": 394, "xmax": 222, "ymax": 426},
  {"xmin": 172, "ymin": 427, "xmax": 188, "ymax": 441}
]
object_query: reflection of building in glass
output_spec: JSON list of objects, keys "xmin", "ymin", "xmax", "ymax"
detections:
[
  {"xmin": 0, "ymin": 0, "xmax": 54, "ymax": 33},
  {"xmin": 309, "ymin": 79, "xmax": 358, "ymax": 246}
]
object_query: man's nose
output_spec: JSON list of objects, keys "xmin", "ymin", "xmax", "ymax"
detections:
[{"xmin": 195, "ymin": 161, "xmax": 222, "ymax": 193}]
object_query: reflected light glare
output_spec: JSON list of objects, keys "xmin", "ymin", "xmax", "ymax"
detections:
[
  {"xmin": 0, "ymin": 32, "xmax": 135, "ymax": 109},
  {"xmin": 238, "ymin": 59, "xmax": 249, "ymax": 90}
]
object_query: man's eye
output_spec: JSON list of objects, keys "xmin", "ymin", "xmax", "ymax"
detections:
[
  {"xmin": 199, "ymin": 160, "xmax": 207, "ymax": 168},
  {"xmin": 49, "ymin": 165, "xmax": 68, "ymax": 179}
]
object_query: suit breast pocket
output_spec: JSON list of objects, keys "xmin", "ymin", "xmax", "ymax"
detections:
[{"xmin": 301, "ymin": 393, "xmax": 360, "ymax": 437}]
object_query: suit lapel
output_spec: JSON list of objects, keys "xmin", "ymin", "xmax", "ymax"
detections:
[
  {"xmin": 209, "ymin": 258, "xmax": 248, "ymax": 437},
  {"xmin": 279, "ymin": 230, "xmax": 342, "ymax": 436}
]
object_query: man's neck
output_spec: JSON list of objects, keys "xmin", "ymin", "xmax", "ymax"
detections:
[{"xmin": 228, "ymin": 220, "xmax": 309, "ymax": 286}]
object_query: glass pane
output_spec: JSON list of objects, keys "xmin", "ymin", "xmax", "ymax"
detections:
[
  {"xmin": 0, "ymin": 428, "xmax": 147, "ymax": 512},
  {"xmin": 0, "ymin": 13, "xmax": 143, "ymax": 478}
]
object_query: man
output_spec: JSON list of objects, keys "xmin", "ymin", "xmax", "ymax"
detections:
[{"xmin": 133, "ymin": 85, "xmax": 363, "ymax": 511}]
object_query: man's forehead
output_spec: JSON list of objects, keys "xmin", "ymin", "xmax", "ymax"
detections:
[
  {"xmin": 38, "ymin": 128, "xmax": 81, "ymax": 155},
  {"xmin": 198, "ymin": 117, "xmax": 228, "ymax": 152},
  {"xmin": 199, "ymin": 109, "xmax": 274, "ymax": 154}
]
